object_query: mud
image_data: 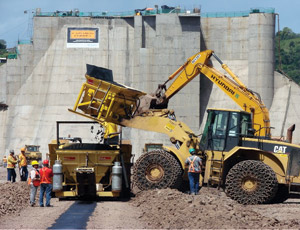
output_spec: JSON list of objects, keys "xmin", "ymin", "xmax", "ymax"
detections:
[
  {"xmin": 1, "ymin": 163, "xmax": 300, "ymax": 229},
  {"xmin": 0, "ymin": 182, "xmax": 30, "ymax": 217},
  {"xmin": 131, "ymin": 187, "xmax": 300, "ymax": 229}
]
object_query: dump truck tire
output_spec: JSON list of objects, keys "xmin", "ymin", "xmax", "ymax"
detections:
[
  {"xmin": 225, "ymin": 160, "xmax": 278, "ymax": 205},
  {"xmin": 133, "ymin": 150, "xmax": 183, "ymax": 190}
]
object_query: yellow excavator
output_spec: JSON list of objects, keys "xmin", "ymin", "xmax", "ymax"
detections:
[{"xmin": 69, "ymin": 50, "xmax": 300, "ymax": 204}]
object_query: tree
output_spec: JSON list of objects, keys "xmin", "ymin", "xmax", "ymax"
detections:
[
  {"xmin": 279, "ymin": 27, "xmax": 296, "ymax": 40},
  {"xmin": 0, "ymin": 39, "xmax": 6, "ymax": 50},
  {"xmin": 275, "ymin": 27, "xmax": 300, "ymax": 84}
]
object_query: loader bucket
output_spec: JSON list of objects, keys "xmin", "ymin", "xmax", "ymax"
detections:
[{"xmin": 69, "ymin": 65, "xmax": 146, "ymax": 125}]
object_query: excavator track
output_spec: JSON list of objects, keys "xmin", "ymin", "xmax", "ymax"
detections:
[
  {"xmin": 133, "ymin": 150, "xmax": 183, "ymax": 190},
  {"xmin": 225, "ymin": 160, "xmax": 278, "ymax": 205}
]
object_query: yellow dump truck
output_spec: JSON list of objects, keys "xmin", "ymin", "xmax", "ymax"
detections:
[{"xmin": 48, "ymin": 121, "xmax": 132, "ymax": 198}]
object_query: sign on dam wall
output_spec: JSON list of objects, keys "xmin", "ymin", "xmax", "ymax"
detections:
[
  {"xmin": 1, "ymin": 10, "xmax": 300, "ymax": 159},
  {"xmin": 67, "ymin": 27, "xmax": 99, "ymax": 48}
]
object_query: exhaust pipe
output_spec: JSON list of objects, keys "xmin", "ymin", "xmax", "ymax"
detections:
[{"xmin": 286, "ymin": 124, "xmax": 295, "ymax": 143}]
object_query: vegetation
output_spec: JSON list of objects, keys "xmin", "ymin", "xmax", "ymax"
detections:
[
  {"xmin": 0, "ymin": 39, "xmax": 9, "ymax": 58},
  {"xmin": 275, "ymin": 27, "xmax": 300, "ymax": 83}
]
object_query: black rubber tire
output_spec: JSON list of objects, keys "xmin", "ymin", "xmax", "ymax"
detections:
[
  {"xmin": 225, "ymin": 160, "xmax": 278, "ymax": 205},
  {"xmin": 271, "ymin": 184, "xmax": 289, "ymax": 203},
  {"xmin": 133, "ymin": 150, "xmax": 183, "ymax": 190}
]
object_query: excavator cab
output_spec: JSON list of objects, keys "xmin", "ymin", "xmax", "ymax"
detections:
[{"xmin": 200, "ymin": 109, "xmax": 252, "ymax": 152}]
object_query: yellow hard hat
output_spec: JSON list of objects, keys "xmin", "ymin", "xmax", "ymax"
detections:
[
  {"xmin": 21, "ymin": 147, "xmax": 26, "ymax": 152},
  {"xmin": 31, "ymin": 160, "xmax": 39, "ymax": 166}
]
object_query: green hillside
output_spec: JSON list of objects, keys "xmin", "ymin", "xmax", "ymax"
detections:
[{"xmin": 275, "ymin": 27, "xmax": 300, "ymax": 83}]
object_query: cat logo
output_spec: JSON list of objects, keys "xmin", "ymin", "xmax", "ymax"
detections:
[{"xmin": 274, "ymin": 146, "xmax": 287, "ymax": 154}]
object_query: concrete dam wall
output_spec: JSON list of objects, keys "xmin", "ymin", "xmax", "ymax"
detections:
[{"xmin": 1, "ymin": 11, "xmax": 299, "ymax": 159}]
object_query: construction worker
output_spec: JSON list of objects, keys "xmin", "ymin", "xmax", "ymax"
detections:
[
  {"xmin": 185, "ymin": 148, "xmax": 202, "ymax": 195},
  {"xmin": 29, "ymin": 160, "xmax": 40, "ymax": 207},
  {"xmin": 2, "ymin": 155, "xmax": 7, "ymax": 168},
  {"xmin": 19, "ymin": 147, "xmax": 28, "ymax": 181},
  {"xmin": 7, "ymin": 150, "xmax": 18, "ymax": 182},
  {"xmin": 39, "ymin": 160, "xmax": 53, "ymax": 207},
  {"xmin": 103, "ymin": 122, "xmax": 119, "ymax": 145}
]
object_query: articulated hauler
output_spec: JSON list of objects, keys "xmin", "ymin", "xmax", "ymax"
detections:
[{"xmin": 69, "ymin": 50, "xmax": 300, "ymax": 204}]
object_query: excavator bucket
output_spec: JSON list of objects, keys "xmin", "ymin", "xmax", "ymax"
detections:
[{"xmin": 69, "ymin": 65, "xmax": 147, "ymax": 125}]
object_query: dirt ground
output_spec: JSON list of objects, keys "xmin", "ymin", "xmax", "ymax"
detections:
[
  {"xmin": 131, "ymin": 188, "xmax": 300, "ymax": 229},
  {"xmin": 1, "ymin": 165, "xmax": 300, "ymax": 229}
]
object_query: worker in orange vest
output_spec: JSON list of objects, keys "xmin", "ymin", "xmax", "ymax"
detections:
[
  {"xmin": 185, "ymin": 148, "xmax": 202, "ymax": 195},
  {"xmin": 29, "ymin": 160, "xmax": 40, "ymax": 206},
  {"xmin": 19, "ymin": 147, "xmax": 28, "ymax": 181},
  {"xmin": 39, "ymin": 160, "xmax": 53, "ymax": 207},
  {"xmin": 7, "ymin": 150, "xmax": 18, "ymax": 183}
]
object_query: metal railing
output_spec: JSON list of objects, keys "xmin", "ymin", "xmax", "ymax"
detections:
[
  {"xmin": 34, "ymin": 9, "xmax": 187, "ymax": 17},
  {"xmin": 202, "ymin": 8, "xmax": 275, "ymax": 18},
  {"xmin": 18, "ymin": 40, "xmax": 33, "ymax": 45},
  {"xmin": 34, "ymin": 7, "xmax": 275, "ymax": 18}
]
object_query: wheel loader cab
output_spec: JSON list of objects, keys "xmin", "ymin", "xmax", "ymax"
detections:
[{"xmin": 200, "ymin": 109, "xmax": 253, "ymax": 152}]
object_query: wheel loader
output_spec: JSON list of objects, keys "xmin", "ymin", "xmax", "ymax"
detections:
[
  {"xmin": 69, "ymin": 50, "xmax": 300, "ymax": 204},
  {"xmin": 24, "ymin": 145, "xmax": 42, "ymax": 165}
]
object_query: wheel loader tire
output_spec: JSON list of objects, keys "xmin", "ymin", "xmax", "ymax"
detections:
[
  {"xmin": 271, "ymin": 184, "xmax": 289, "ymax": 204},
  {"xmin": 225, "ymin": 160, "xmax": 278, "ymax": 205},
  {"xmin": 133, "ymin": 150, "xmax": 183, "ymax": 190}
]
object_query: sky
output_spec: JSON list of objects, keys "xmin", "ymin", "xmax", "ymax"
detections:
[{"xmin": 0, "ymin": 0, "xmax": 300, "ymax": 48}]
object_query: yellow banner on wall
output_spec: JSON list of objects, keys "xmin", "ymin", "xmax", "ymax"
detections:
[{"xmin": 70, "ymin": 30, "xmax": 96, "ymax": 39}]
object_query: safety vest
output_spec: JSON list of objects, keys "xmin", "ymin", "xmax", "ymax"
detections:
[
  {"xmin": 40, "ymin": 167, "xmax": 52, "ymax": 184},
  {"xmin": 7, "ymin": 155, "xmax": 17, "ymax": 168},
  {"xmin": 19, "ymin": 154, "xmax": 27, "ymax": 167},
  {"xmin": 3, "ymin": 157, "xmax": 7, "ymax": 163},
  {"xmin": 28, "ymin": 170, "xmax": 40, "ymax": 187},
  {"xmin": 188, "ymin": 156, "xmax": 201, "ymax": 173}
]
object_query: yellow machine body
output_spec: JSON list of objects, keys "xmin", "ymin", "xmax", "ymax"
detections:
[
  {"xmin": 24, "ymin": 145, "xmax": 42, "ymax": 164},
  {"xmin": 48, "ymin": 140, "xmax": 132, "ymax": 198},
  {"xmin": 69, "ymin": 52, "xmax": 300, "ymax": 204}
]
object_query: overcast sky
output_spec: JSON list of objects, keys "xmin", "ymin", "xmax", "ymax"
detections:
[{"xmin": 0, "ymin": 0, "xmax": 300, "ymax": 48}]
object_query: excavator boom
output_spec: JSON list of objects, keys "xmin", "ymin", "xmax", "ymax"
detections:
[{"xmin": 153, "ymin": 50, "xmax": 271, "ymax": 137}]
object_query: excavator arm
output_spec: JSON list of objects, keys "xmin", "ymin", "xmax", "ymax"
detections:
[{"xmin": 153, "ymin": 50, "xmax": 271, "ymax": 137}]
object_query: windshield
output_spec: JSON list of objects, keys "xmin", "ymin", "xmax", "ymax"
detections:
[{"xmin": 27, "ymin": 146, "xmax": 39, "ymax": 152}]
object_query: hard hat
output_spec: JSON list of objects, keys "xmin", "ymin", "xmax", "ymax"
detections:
[
  {"xmin": 31, "ymin": 160, "xmax": 39, "ymax": 166},
  {"xmin": 43, "ymin": 159, "xmax": 49, "ymax": 165},
  {"xmin": 189, "ymin": 148, "xmax": 196, "ymax": 154},
  {"xmin": 9, "ymin": 149, "xmax": 14, "ymax": 154},
  {"xmin": 21, "ymin": 147, "xmax": 25, "ymax": 152}
]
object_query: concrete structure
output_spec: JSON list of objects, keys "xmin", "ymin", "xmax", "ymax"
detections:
[{"xmin": 1, "ymin": 9, "xmax": 299, "ymax": 160}]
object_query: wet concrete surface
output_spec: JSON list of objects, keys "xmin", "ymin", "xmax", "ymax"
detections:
[{"xmin": 49, "ymin": 201, "xmax": 96, "ymax": 229}]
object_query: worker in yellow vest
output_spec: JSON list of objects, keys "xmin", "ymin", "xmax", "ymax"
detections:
[
  {"xmin": 7, "ymin": 150, "xmax": 18, "ymax": 183},
  {"xmin": 19, "ymin": 147, "xmax": 28, "ymax": 181},
  {"xmin": 2, "ymin": 155, "xmax": 7, "ymax": 168}
]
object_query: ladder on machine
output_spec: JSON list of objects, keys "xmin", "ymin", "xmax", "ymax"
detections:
[
  {"xmin": 208, "ymin": 154, "xmax": 224, "ymax": 189},
  {"xmin": 87, "ymin": 81, "xmax": 111, "ymax": 119}
]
